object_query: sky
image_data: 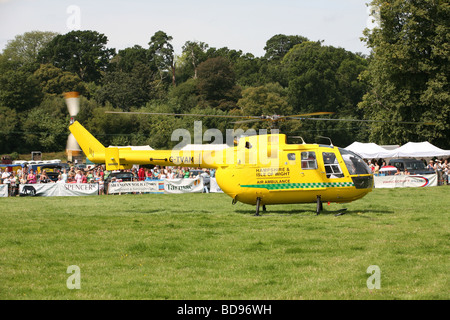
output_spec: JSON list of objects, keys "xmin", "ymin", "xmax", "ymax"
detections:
[{"xmin": 0, "ymin": 0, "xmax": 373, "ymax": 57}]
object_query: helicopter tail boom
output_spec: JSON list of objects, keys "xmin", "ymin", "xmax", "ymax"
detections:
[
  {"xmin": 69, "ymin": 121, "xmax": 224, "ymax": 170},
  {"xmin": 69, "ymin": 121, "xmax": 106, "ymax": 164}
]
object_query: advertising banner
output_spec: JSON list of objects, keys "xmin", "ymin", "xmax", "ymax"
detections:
[
  {"xmin": 59, "ymin": 183, "xmax": 99, "ymax": 196},
  {"xmin": 0, "ymin": 184, "xmax": 8, "ymax": 197},
  {"xmin": 164, "ymin": 177, "xmax": 203, "ymax": 194},
  {"xmin": 374, "ymin": 174, "xmax": 437, "ymax": 188},
  {"xmin": 210, "ymin": 177, "xmax": 223, "ymax": 193},
  {"xmin": 108, "ymin": 180, "xmax": 164, "ymax": 194},
  {"xmin": 19, "ymin": 183, "xmax": 99, "ymax": 196}
]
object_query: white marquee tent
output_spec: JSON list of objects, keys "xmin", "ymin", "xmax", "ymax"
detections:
[
  {"xmin": 388, "ymin": 141, "xmax": 450, "ymax": 158},
  {"xmin": 345, "ymin": 142, "xmax": 395, "ymax": 159},
  {"xmin": 346, "ymin": 141, "xmax": 450, "ymax": 159}
]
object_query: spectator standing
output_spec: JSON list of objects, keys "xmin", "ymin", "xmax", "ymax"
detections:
[
  {"xmin": 138, "ymin": 167, "xmax": 146, "ymax": 181},
  {"xmin": 60, "ymin": 169, "xmax": 68, "ymax": 182},
  {"xmin": 75, "ymin": 170, "xmax": 83, "ymax": 183},
  {"xmin": 27, "ymin": 170, "xmax": 37, "ymax": 184},
  {"xmin": 2, "ymin": 169, "xmax": 10, "ymax": 183},
  {"xmin": 82, "ymin": 171, "xmax": 88, "ymax": 183},
  {"xmin": 98, "ymin": 176, "xmax": 105, "ymax": 195}
]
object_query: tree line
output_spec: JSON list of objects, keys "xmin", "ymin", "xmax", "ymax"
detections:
[{"xmin": 0, "ymin": 0, "xmax": 448, "ymax": 156}]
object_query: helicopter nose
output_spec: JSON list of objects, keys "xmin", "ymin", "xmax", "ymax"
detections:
[{"xmin": 351, "ymin": 175, "xmax": 374, "ymax": 189}]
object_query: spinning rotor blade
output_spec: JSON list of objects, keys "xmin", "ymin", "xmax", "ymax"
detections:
[
  {"xmin": 104, "ymin": 111, "xmax": 336, "ymax": 122},
  {"xmin": 66, "ymin": 133, "xmax": 81, "ymax": 151},
  {"xmin": 104, "ymin": 111, "xmax": 254, "ymax": 119},
  {"xmin": 64, "ymin": 92, "xmax": 80, "ymax": 117},
  {"xmin": 64, "ymin": 92, "xmax": 81, "ymax": 152},
  {"xmin": 282, "ymin": 112, "xmax": 335, "ymax": 119},
  {"xmin": 232, "ymin": 119, "xmax": 265, "ymax": 124},
  {"xmin": 294, "ymin": 117, "xmax": 437, "ymax": 126}
]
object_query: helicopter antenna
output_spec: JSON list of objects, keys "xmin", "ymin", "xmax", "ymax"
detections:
[
  {"xmin": 289, "ymin": 136, "xmax": 306, "ymax": 144},
  {"xmin": 317, "ymin": 136, "xmax": 334, "ymax": 147}
]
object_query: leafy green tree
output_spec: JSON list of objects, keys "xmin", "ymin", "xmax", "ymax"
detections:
[
  {"xmin": 39, "ymin": 30, "xmax": 115, "ymax": 83},
  {"xmin": 359, "ymin": 0, "xmax": 450, "ymax": 148},
  {"xmin": 282, "ymin": 41, "xmax": 369, "ymax": 146},
  {"xmin": 2, "ymin": 31, "xmax": 58, "ymax": 66},
  {"xmin": 237, "ymin": 83, "xmax": 291, "ymax": 117},
  {"xmin": 95, "ymin": 63, "xmax": 154, "ymax": 110},
  {"xmin": 284, "ymin": 41, "xmax": 367, "ymax": 115},
  {"xmin": 234, "ymin": 83, "xmax": 291, "ymax": 132},
  {"xmin": 115, "ymin": 45, "xmax": 151, "ymax": 73},
  {"xmin": 0, "ymin": 106, "xmax": 19, "ymax": 153},
  {"xmin": 34, "ymin": 64, "xmax": 85, "ymax": 96},
  {"xmin": 148, "ymin": 31, "xmax": 176, "ymax": 86},
  {"xmin": 22, "ymin": 98, "xmax": 68, "ymax": 152},
  {"xmin": 196, "ymin": 57, "xmax": 241, "ymax": 110},
  {"xmin": 0, "ymin": 69, "xmax": 43, "ymax": 112},
  {"xmin": 264, "ymin": 34, "xmax": 309, "ymax": 61},
  {"xmin": 168, "ymin": 78, "xmax": 200, "ymax": 113},
  {"xmin": 181, "ymin": 41, "xmax": 209, "ymax": 79}
]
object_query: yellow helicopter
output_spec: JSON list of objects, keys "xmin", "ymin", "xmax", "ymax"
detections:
[
  {"xmin": 65, "ymin": 91, "xmax": 436, "ymax": 216},
  {"xmin": 67, "ymin": 94, "xmax": 379, "ymax": 216}
]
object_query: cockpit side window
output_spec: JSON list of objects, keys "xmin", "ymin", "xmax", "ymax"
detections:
[
  {"xmin": 339, "ymin": 148, "xmax": 371, "ymax": 175},
  {"xmin": 322, "ymin": 152, "xmax": 344, "ymax": 178}
]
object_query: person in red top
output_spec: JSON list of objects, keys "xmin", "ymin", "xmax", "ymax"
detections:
[
  {"xmin": 138, "ymin": 167, "xmax": 146, "ymax": 181},
  {"xmin": 81, "ymin": 171, "xmax": 87, "ymax": 183}
]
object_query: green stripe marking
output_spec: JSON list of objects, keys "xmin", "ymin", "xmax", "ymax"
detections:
[{"xmin": 240, "ymin": 182, "xmax": 354, "ymax": 190}]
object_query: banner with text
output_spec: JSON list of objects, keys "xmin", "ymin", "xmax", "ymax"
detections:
[
  {"xmin": 19, "ymin": 183, "xmax": 99, "ymax": 196},
  {"xmin": 164, "ymin": 177, "xmax": 203, "ymax": 194},
  {"xmin": 108, "ymin": 180, "xmax": 164, "ymax": 194},
  {"xmin": 0, "ymin": 184, "xmax": 8, "ymax": 197},
  {"xmin": 374, "ymin": 174, "xmax": 437, "ymax": 188}
]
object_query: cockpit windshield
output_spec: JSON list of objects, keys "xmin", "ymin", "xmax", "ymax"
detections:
[{"xmin": 339, "ymin": 148, "xmax": 371, "ymax": 175}]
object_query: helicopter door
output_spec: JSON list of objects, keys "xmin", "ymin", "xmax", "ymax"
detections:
[{"xmin": 322, "ymin": 152, "xmax": 344, "ymax": 179}]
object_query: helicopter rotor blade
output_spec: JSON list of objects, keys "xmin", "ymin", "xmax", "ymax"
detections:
[
  {"xmin": 232, "ymin": 119, "xmax": 265, "ymax": 124},
  {"xmin": 105, "ymin": 111, "xmax": 434, "ymax": 126},
  {"xmin": 64, "ymin": 92, "xmax": 81, "ymax": 152},
  {"xmin": 104, "ymin": 111, "xmax": 259, "ymax": 119},
  {"xmin": 290, "ymin": 117, "xmax": 437, "ymax": 126},
  {"xmin": 282, "ymin": 112, "xmax": 335, "ymax": 119}
]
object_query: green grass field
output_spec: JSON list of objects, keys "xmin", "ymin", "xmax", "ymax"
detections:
[{"xmin": 0, "ymin": 186, "xmax": 449, "ymax": 300}]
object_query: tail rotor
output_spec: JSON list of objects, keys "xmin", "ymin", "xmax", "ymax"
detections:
[{"xmin": 64, "ymin": 92, "xmax": 81, "ymax": 161}]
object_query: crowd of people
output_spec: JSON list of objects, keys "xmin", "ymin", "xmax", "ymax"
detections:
[
  {"xmin": 365, "ymin": 157, "xmax": 449, "ymax": 184},
  {"xmin": 0, "ymin": 164, "xmax": 214, "ymax": 196},
  {"xmin": 1, "ymin": 157, "xmax": 449, "ymax": 196}
]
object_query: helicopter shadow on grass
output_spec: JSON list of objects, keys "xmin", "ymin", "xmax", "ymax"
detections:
[{"xmin": 234, "ymin": 208, "xmax": 395, "ymax": 217}]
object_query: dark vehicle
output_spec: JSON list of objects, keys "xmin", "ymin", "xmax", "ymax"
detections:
[
  {"xmin": 37, "ymin": 163, "xmax": 70, "ymax": 182},
  {"xmin": 105, "ymin": 171, "xmax": 134, "ymax": 183},
  {"xmin": 388, "ymin": 159, "xmax": 434, "ymax": 175},
  {"xmin": 104, "ymin": 171, "xmax": 134, "ymax": 194}
]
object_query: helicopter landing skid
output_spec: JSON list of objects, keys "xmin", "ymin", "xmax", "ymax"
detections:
[
  {"xmin": 255, "ymin": 197, "xmax": 265, "ymax": 216},
  {"xmin": 316, "ymin": 196, "xmax": 347, "ymax": 216}
]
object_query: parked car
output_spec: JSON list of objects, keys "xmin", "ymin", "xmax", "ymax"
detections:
[
  {"xmin": 37, "ymin": 163, "xmax": 70, "ymax": 182},
  {"xmin": 388, "ymin": 159, "xmax": 434, "ymax": 175},
  {"xmin": 104, "ymin": 171, "xmax": 134, "ymax": 194},
  {"xmin": 105, "ymin": 171, "xmax": 134, "ymax": 183}
]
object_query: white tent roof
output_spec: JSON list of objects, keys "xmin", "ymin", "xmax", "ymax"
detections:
[
  {"xmin": 345, "ymin": 142, "xmax": 394, "ymax": 159},
  {"xmin": 346, "ymin": 141, "xmax": 450, "ymax": 159},
  {"xmin": 389, "ymin": 142, "xmax": 450, "ymax": 158}
]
